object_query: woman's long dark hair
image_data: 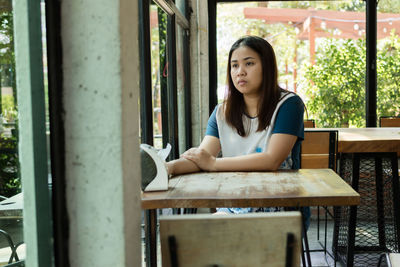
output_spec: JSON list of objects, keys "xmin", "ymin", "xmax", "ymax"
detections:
[{"xmin": 224, "ymin": 36, "xmax": 288, "ymax": 137}]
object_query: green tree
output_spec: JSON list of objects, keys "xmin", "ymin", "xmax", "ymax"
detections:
[
  {"xmin": 0, "ymin": 8, "xmax": 20, "ymax": 197},
  {"xmin": 301, "ymin": 34, "xmax": 400, "ymax": 127},
  {"xmin": 0, "ymin": 10, "xmax": 14, "ymax": 65},
  {"xmin": 377, "ymin": 32, "xmax": 400, "ymax": 117},
  {"xmin": 301, "ymin": 39, "xmax": 366, "ymax": 127},
  {"xmin": 217, "ymin": 3, "xmax": 303, "ymax": 97},
  {"xmin": 270, "ymin": 0, "xmax": 400, "ymax": 13},
  {"xmin": 0, "ymin": 9, "xmax": 16, "ymax": 117},
  {"xmin": 378, "ymin": 0, "xmax": 400, "ymax": 13}
]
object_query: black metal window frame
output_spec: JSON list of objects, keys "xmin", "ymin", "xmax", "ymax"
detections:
[
  {"xmin": 139, "ymin": 0, "xmax": 192, "ymax": 159},
  {"xmin": 140, "ymin": 2, "xmax": 192, "ymax": 266},
  {"xmin": 43, "ymin": 0, "xmax": 69, "ymax": 266},
  {"xmin": 208, "ymin": 0, "xmax": 378, "ymax": 127}
]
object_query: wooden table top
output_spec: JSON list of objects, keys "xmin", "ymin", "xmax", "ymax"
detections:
[
  {"xmin": 0, "ymin": 193, "xmax": 23, "ymax": 219},
  {"xmin": 142, "ymin": 169, "xmax": 360, "ymax": 209},
  {"xmin": 310, "ymin": 127, "xmax": 400, "ymax": 153}
]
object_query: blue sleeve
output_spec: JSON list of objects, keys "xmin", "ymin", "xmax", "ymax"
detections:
[
  {"xmin": 272, "ymin": 95, "xmax": 304, "ymax": 140},
  {"xmin": 205, "ymin": 106, "xmax": 219, "ymax": 138}
]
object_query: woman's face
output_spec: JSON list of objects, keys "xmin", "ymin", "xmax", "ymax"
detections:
[{"xmin": 230, "ymin": 46, "xmax": 263, "ymax": 97}]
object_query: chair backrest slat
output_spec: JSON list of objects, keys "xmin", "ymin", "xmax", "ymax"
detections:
[
  {"xmin": 304, "ymin": 119, "xmax": 316, "ymax": 128},
  {"xmin": 301, "ymin": 130, "xmax": 338, "ymax": 170},
  {"xmin": 302, "ymin": 154, "xmax": 330, "ymax": 169},
  {"xmin": 160, "ymin": 212, "xmax": 302, "ymax": 267},
  {"xmin": 379, "ymin": 117, "xmax": 400, "ymax": 127}
]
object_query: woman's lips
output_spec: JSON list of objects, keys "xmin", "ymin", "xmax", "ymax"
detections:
[{"xmin": 238, "ymin": 80, "xmax": 247, "ymax": 86}]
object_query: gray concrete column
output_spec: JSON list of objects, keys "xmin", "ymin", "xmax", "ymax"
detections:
[
  {"xmin": 61, "ymin": 0, "xmax": 141, "ymax": 266},
  {"xmin": 189, "ymin": 0, "xmax": 210, "ymax": 146}
]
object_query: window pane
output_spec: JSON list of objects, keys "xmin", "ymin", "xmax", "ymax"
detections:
[
  {"xmin": 0, "ymin": 0, "xmax": 55, "ymax": 261},
  {"xmin": 175, "ymin": 0, "xmax": 186, "ymax": 17},
  {"xmin": 377, "ymin": 0, "xmax": 400, "ymax": 119},
  {"xmin": 176, "ymin": 24, "xmax": 186, "ymax": 154},
  {"xmin": 217, "ymin": 1, "xmax": 366, "ymax": 128},
  {"xmin": 0, "ymin": 2, "xmax": 23, "ymax": 254},
  {"xmin": 150, "ymin": 4, "xmax": 164, "ymax": 148}
]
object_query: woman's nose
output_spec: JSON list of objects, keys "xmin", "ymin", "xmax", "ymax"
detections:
[{"xmin": 237, "ymin": 66, "xmax": 245, "ymax": 76}]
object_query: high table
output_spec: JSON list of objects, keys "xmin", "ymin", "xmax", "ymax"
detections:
[
  {"xmin": 310, "ymin": 128, "xmax": 400, "ymax": 266},
  {"xmin": 331, "ymin": 127, "xmax": 400, "ymax": 153},
  {"xmin": 0, "ymin": 193, "xmax": 24, "ymax": 264},
  {"xmin": 0, "ymin": 193, "xmax": 23, "ymax": 219},
  {"xmin": 142, "ymin": 169, "xmax": 360, "ymax": 267}
]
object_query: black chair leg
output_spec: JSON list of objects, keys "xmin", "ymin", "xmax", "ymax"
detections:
[{"xmin": 302, "ymin": 214, "xmax": 312, "ymax": 267}]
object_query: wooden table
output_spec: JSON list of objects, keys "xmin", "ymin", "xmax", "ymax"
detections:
[
  {"xmin": 142, "ymin": 169, "xmax": 360, "ymax": 267},
  {"xmin": 0, "ymin": 193, "xmax": 23, "ymax": 219},
  {"xmin": 308, "ymin": 127, "xmax": 400, "ymax": 266},
  {"xmin": 310, "ymin": 127, "xmax": 400, "ymax": 153}
]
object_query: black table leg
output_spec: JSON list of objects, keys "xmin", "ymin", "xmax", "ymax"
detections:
[
  {"xmin": 145, "ymin": 209, "xmax": 157, "ymax": 267},
  {"xmin": 346, "ymin": 205, "xmax": 358, "ymax": 267},
  {"xmin": 301, "ymin": 241, "xmax": 307, "ymax": 267},
  {"xmin": 346, "ymin": 153, "xmax": 360, "ymax": 267},
  {"xmin": 391, "ymin": 155, "xmax": 400, "ymax": 248},
  {"xmin": 375, "ymin": 157, "xmax": 387, "ymax": 249},
  {"xmin": 302, "ymin": 211, "xmax": 312, "ymax": 267}
]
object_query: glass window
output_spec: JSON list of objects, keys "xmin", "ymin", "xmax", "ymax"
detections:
[
  {"xmin": 377, "ymin": 0, "xmax": 400, "ymax": 119},
  {"xmin": 150, "ymin": 4, "xmax": 164, "ymax": 148},
  {"xmin": 217, "ymin": 1, "xmax": 366, "ymax": 128},
  {"xmin": 141, "ymin": 1, "xmax": 191, "ymax": 265},
  {"xmin": 0, "ymin": 2, "xmax": 24, "ymax": 256},
  {"xmin": 0, "ymin": 0, "xmax": 52, "ymax": 261},
  {"xmin": 143, "ymin": 1, "xmax": 190, "ymax": 154},
  {"xmin": 175, "ymin": 0, "xmax": 186, "ymax": 16},
  {"xmin": 176, "ymin": 24, "xmax": 186, "ymax": 154}
]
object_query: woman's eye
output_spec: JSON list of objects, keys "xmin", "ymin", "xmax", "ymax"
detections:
[
  {"xmin": 232, "ymin": 64, "xmax": 238, "ymax": 68},
  {"xmin": 246, "ymin": 62, "xmax": 254, "ymax": 66}
]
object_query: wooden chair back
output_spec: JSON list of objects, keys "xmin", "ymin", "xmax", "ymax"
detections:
[
  {"xmin": 379, "ymin": 117, "xmax": 400, "ymax": 158},
  {"xmin": 304, "ymin": 119, "xmax": 316, "ymax": 128},
  {"xmin": 379, "ymin": 116, "xmax": 400, "ymax": 127},
  {"xmin": 160, "ymin": 212, "xmax": 302, "ymax": 267},
  {"xmin": 301, "ymin": 130, "xmax": 338, "ymax": 170}
]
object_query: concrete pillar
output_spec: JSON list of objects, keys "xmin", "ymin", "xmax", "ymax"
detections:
[
  {"xmin": 189, "ymin": 0, "xmax": 210, "ymax": 146},
  {"xmin": 61, "ymin": 0, "xmax": 141, "ymax": 266}
]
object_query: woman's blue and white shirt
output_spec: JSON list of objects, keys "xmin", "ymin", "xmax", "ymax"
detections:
[{"xmin": 205, "ymin": 92, "xmax": 310, "ymax": 226}]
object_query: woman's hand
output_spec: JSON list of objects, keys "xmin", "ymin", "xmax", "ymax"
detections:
[{"xmin": 181, "ymin": 148, "xmax": 217, "ymax": 172}]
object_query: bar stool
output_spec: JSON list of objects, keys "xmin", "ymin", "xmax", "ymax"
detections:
[{"xmin": 334, "ymin": 152, "xmax": 400, "ymax": 267}]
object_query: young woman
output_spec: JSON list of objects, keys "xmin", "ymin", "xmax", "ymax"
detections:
[
  {"xmin": 154, "ymin": 35, "xmax": 308, "ymax": 221},
  {"xmin": 168, "ymin": 36, "xmax": 303, "ymax": 176}
]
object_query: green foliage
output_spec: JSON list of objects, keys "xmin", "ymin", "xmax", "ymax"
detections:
[
  {"xmin": 2, "ymin": 94, "xmax": 16, "ymax": 122},
  {"xmin": 0, "ymin": 10, "xmax": 14, "ymax": 65},
  {"xmin": 300, "ymin": 33, "xmax": 400, "ymax": 127},
  {"xmin": 0, "ymin": 9, "xmax": 19, "ymax": 197},
  {"xmin": 0, "ymin": 136, "xmax": 20, "ymax": 197},
  {"xmin": 0, "ymin": 10, "xmax": 15, "ymax": 91},
  {"xmin": 269, "ymin": 0, "xmax": 366, "ymax": 12},
  {"xmin": 377, "ymin": 32, "xmax": 400, "ymax": 117},
  {"xmin": 216, "ymin": 3, "xmax": 302, "ymax": 94},
  {"xmin": 301, "ymin": 39, "xmax": 366, "ymax": 127},
  {"xmin": 378, "ymin": 0, "xmax": 400, "ymax": 13},
  {"xmin": 270, "ymin": 0, "xmax": 400, "ymax": 13},
  {"xmin": 216, "ymin": 1, "xmax": 400, "ymax": 106}
]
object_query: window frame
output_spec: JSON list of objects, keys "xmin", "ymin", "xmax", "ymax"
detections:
[
  {"xmin": 139, "ymin": 1, "xmax": 191, "ymax": 266},
  {"xmin": 139, "ymin": 0, "xmax": 192, "ymax": 155},
  {"xmin": 208, "ymin": 0, "xmax": 378, "ymax": 126},
  {"xmin": 13, "ymin": 1, "xmax": 53, "ymax": 266}
]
